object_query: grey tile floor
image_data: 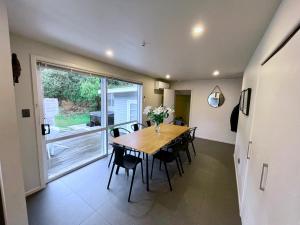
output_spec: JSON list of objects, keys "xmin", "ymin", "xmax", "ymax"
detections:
[{"xmin": 26, "ymin": 138, "xmax": 241, "ymax": 225}]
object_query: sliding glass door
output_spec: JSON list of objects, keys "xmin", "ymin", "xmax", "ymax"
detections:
[
  {"xmin": 36, "ymin": 62, "xmax": 142, "ymax": 181},
  {"xmin": 39, "ymin": 65, "xmax": 107, "ymax": 180}
]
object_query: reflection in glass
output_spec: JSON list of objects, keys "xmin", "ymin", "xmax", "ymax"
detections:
[{"xmin": 208, "ymin": 92, "xmax": 225, "ymax": 108}]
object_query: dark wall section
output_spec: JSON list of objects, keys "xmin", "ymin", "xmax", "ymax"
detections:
[{"xmin": 0, "ymin": 189, "xmax": 5, "ymax": 225}]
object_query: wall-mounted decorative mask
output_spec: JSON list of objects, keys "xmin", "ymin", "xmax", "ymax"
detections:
[
  {"xmin": 12, "ymin": 53, "xmax": 21, "ymax": 85},
  {"xmin": 208, "ymin": 85, "xmax": 225, "ymax": 108}
]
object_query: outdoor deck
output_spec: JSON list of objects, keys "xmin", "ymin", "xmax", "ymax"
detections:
[{"xmin": 47, "ymin": 131, "xmax": 113, "ymax": 179}]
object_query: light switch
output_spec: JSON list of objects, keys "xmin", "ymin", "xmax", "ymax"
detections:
[{"xmin": 22, "ymin": 109, "xmax": 30, "ymax": 118}]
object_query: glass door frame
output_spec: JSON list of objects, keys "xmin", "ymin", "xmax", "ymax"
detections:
[
  {"xmin": 31, "ymin": 55, "xmax": 143, "ymax": 188},
  {"xmin": 36, "ymin": 63, "xmax": 108, "ymax": 182}
]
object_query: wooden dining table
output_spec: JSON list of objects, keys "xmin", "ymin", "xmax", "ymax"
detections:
[{"xmin": 113, "ymin": 123, "xmax": 189, "ymax": 191}]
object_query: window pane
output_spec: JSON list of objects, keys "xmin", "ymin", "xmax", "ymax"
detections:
[
  {"xmin": 40, "ymin": 66, "xmax": 107, "ymax": 180},
  {"xmin": 40, "ymin": 67, "xmax": 103, "ymax": 140},
  {"xmin": 107, "ymin": 79, "xmax": 139, "ymax": 126}
]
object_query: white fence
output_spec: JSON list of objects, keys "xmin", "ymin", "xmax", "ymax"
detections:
[{"xmin": 43, "ymin": 98, "xmax": 59, "ymax": 126}]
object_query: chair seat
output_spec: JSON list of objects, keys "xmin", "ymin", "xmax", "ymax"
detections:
[
  {"xmin": 122, "ymin": 154, "xmax": 143, "ymax": 169},
  {"xmin": 153, "ymin": 150, "xmax": 175, "ymax": 163},
  {"xmin": 107, "ymin": 144, "xmax": 144, "ymax": 202}
]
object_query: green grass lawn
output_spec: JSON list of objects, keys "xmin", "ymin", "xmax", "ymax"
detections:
[{"xmin": 55, "ymin": 113, "xmax": 90, "ymax": 128}]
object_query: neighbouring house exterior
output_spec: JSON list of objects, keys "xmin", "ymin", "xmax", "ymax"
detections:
[{"xmin": 108, "ymin": 86, "xmax": 139, "ymax": 126}]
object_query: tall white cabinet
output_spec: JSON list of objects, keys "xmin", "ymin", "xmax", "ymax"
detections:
[
  {"xmin": 244, "ymin": 31, "xmax": 300, "ymax": 225},
  {"xmin": 234, "ymin": 0, "xmax": 300, "ymax": 224}
]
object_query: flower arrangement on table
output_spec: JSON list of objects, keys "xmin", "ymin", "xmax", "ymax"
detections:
[{"xmin": 143, "ymin": 105, "xmax": 174, "ymax": 133}]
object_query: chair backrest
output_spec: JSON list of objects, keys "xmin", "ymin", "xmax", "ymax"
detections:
[
  {"xmin": 189, "ymin": 127, "xmax": 197, "ymax": 141},
  {"xmin": 166, "ymin": 139, "xmax": 182, "ymax": 152},
  {"xmin": 131, "ymin": 123, "xmax": 139, "ymax": 131},
  {"xmin": 131, "ymin": 123, "xmax": 146, "ymax": 131},
  {"xmin": 110, "ymin": 128, "xmax": 120, "ymax": 138},
  {"xmin": 174, "ymin": 120, "xmax": 185, "ymax": 126},
  {"xmin": 110, "ymin": 127, "xmax": 130, "ymax": 138},
  {"xmin": 166, "ymin": 139, "xmax": 185, "ymax": 159},
  {"xmin": 112, "ymin": 144, "xmax": 125, "ymax": 166},
  {"xmin": 146, "ymin": 120, "xmax": 151, "ymax": 127},
  {"xmin": 179, "ymin": 131, "xmax": 190, "ymax": 148}
]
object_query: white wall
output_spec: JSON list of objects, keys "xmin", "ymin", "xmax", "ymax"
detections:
[
  {"xmin": 10, "ymin": 34, "xmax": 163, "ymax": 194},
  {"xmin": 235, "ymin": 0, "xmax": 300, "ymax": 224},
  {"xmin": 172, "ymin": 78, "xmax": 242, "ymax": 144},
  {"xmin": 0, "ymin": 1, "xmax": 28, "ymax": 225}
]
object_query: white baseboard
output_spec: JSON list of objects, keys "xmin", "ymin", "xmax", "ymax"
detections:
[
  {"xmin": 25, "ymin": 186, "xmax": 43, "ymax": 196},
  {"xmin": 195, "ymin": 135, "xmax": 236, "ymax": 145}
]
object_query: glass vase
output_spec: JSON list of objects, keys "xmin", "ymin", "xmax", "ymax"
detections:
[{"xmin": 155, "ymin": 122, "xmax": 161, "ymax": 133}]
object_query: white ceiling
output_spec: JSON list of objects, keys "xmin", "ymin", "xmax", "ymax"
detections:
[{"xmin": 6, "ymin": 0, "xmax": 281, "ymax": 80}]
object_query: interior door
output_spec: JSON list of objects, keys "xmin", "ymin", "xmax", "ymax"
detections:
[{"xmin": 163, "ymin": 89, "xmax": 175, "ymax": 123}]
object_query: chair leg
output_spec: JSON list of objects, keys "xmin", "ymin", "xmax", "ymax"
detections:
[
  {"xmin": 107, "ymin": 163, "xmax": 115, "ymax": 189},
  {"xmin": 126, "ymin": 169, "xmax": 129, "ymax": 176},
  {"xmin": 108, "ymin": 150, "xmax": 114, "ymax": 168},
  {"xmin": 164, "ymin": 162, "xmax": 172, "ymax": 191},
  {"xmin": 159, "ymin": 160, "xmax": 162, "ymax": 171},
  {"xmin": 186, "ymin": 147, "xmax": 192, "ymax": 164},
  {"xmin": 140, "ymin": 162, "xmax": 144, "ymax": 183},
  {"xmin": 128, "ymin": 168, "xmax": 136, "ymax": 202},
  {"xmin": 178, "ymin": 153, "xmax": 184, "ymax": 174},
  {"xmin": 191, "ymin": 141, "xmax": 196, "ymax": 156},
  {"xmin": 143, "ymin": 152, "xmax": 145, "ymax": 160},
  {"xmin": 151, "ymin": 157, "xmax": 155, "ymax": 179},
  {"xmin": 175, "ymin": 158, "xmax": 182, "ymax": 176},
  {"xmin": 116, "ymin": 166, "xmax": 120, "ymax": 175}
]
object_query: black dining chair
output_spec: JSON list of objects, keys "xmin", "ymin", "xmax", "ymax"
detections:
[
  {"xmin": 108, "ymin": 127, "xmax": 131, "ymax": 168},
  {"xmin": 150, "ymin": 141, "xmax": 183, "ymax": 191},
  {"xmin": 130, "ymin": 123, "xmax": 146, "ymax": 159},
  {"xmin": 188, "ymin": 127, "xmax": 197, "ymax": 155},
  {"xmin": 165, "ymin": 139, "xmax": 185, "ymax": 174},
  {"xmin": 131, "ymin": 123, "xmax": 146, "ymax": 132},
  {"xmin": 178, "ymin": 131, "xmax": 192, "ymax": 163},
  {"xmin": 107, "ymin": 144, "xmax": 144, "ymax": 202},
  {"xmin": 146, "ymin": 120, "xmax": 151, "ymax": 127}
]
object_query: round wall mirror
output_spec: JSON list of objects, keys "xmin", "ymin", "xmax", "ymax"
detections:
[{"xmin": 208, "ymin": 86, "xmax": 225, "ymax": 108}]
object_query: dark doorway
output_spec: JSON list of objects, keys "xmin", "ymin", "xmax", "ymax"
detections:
[{"xmin": 175, "ymin": 90, "xmax": 191, "ymax": 126}]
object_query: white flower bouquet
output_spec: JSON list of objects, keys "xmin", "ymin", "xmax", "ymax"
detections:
[{"xmin": 143, "ymin": 105, "xmax": 174, "ymax": 132}]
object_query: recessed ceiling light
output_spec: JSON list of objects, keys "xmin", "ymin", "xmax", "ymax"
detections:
[
  {"xmin": 166, "ymin": 74, "xmax": 171, "ymax": 79},
  {"xmin": 192, "ymin": 24, "xmax": 204, "ymax": 38},
  {"xmin": 105, "ymin": 49, "xmax": 114, "ymax": 58},
  {"xmin": 213, "ymin": 70, "xmax": 220, "ymax": 76}
]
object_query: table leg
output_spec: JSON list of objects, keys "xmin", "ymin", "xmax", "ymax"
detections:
[{"xmin": 146, "ymin": 153, "xmax": 149, "ymax": 191}]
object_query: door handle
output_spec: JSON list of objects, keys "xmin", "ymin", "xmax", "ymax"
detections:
[
  {"xmin": 247, "ymin": 141, "xmax": 252, "ymax": 159},
  {"xmin": 259, "ymin": 163, "xmax": 268, "ymax": 191},
  {"xmin": 41, "ymin": 124, "xmax": 50, "ymax": 135}
]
